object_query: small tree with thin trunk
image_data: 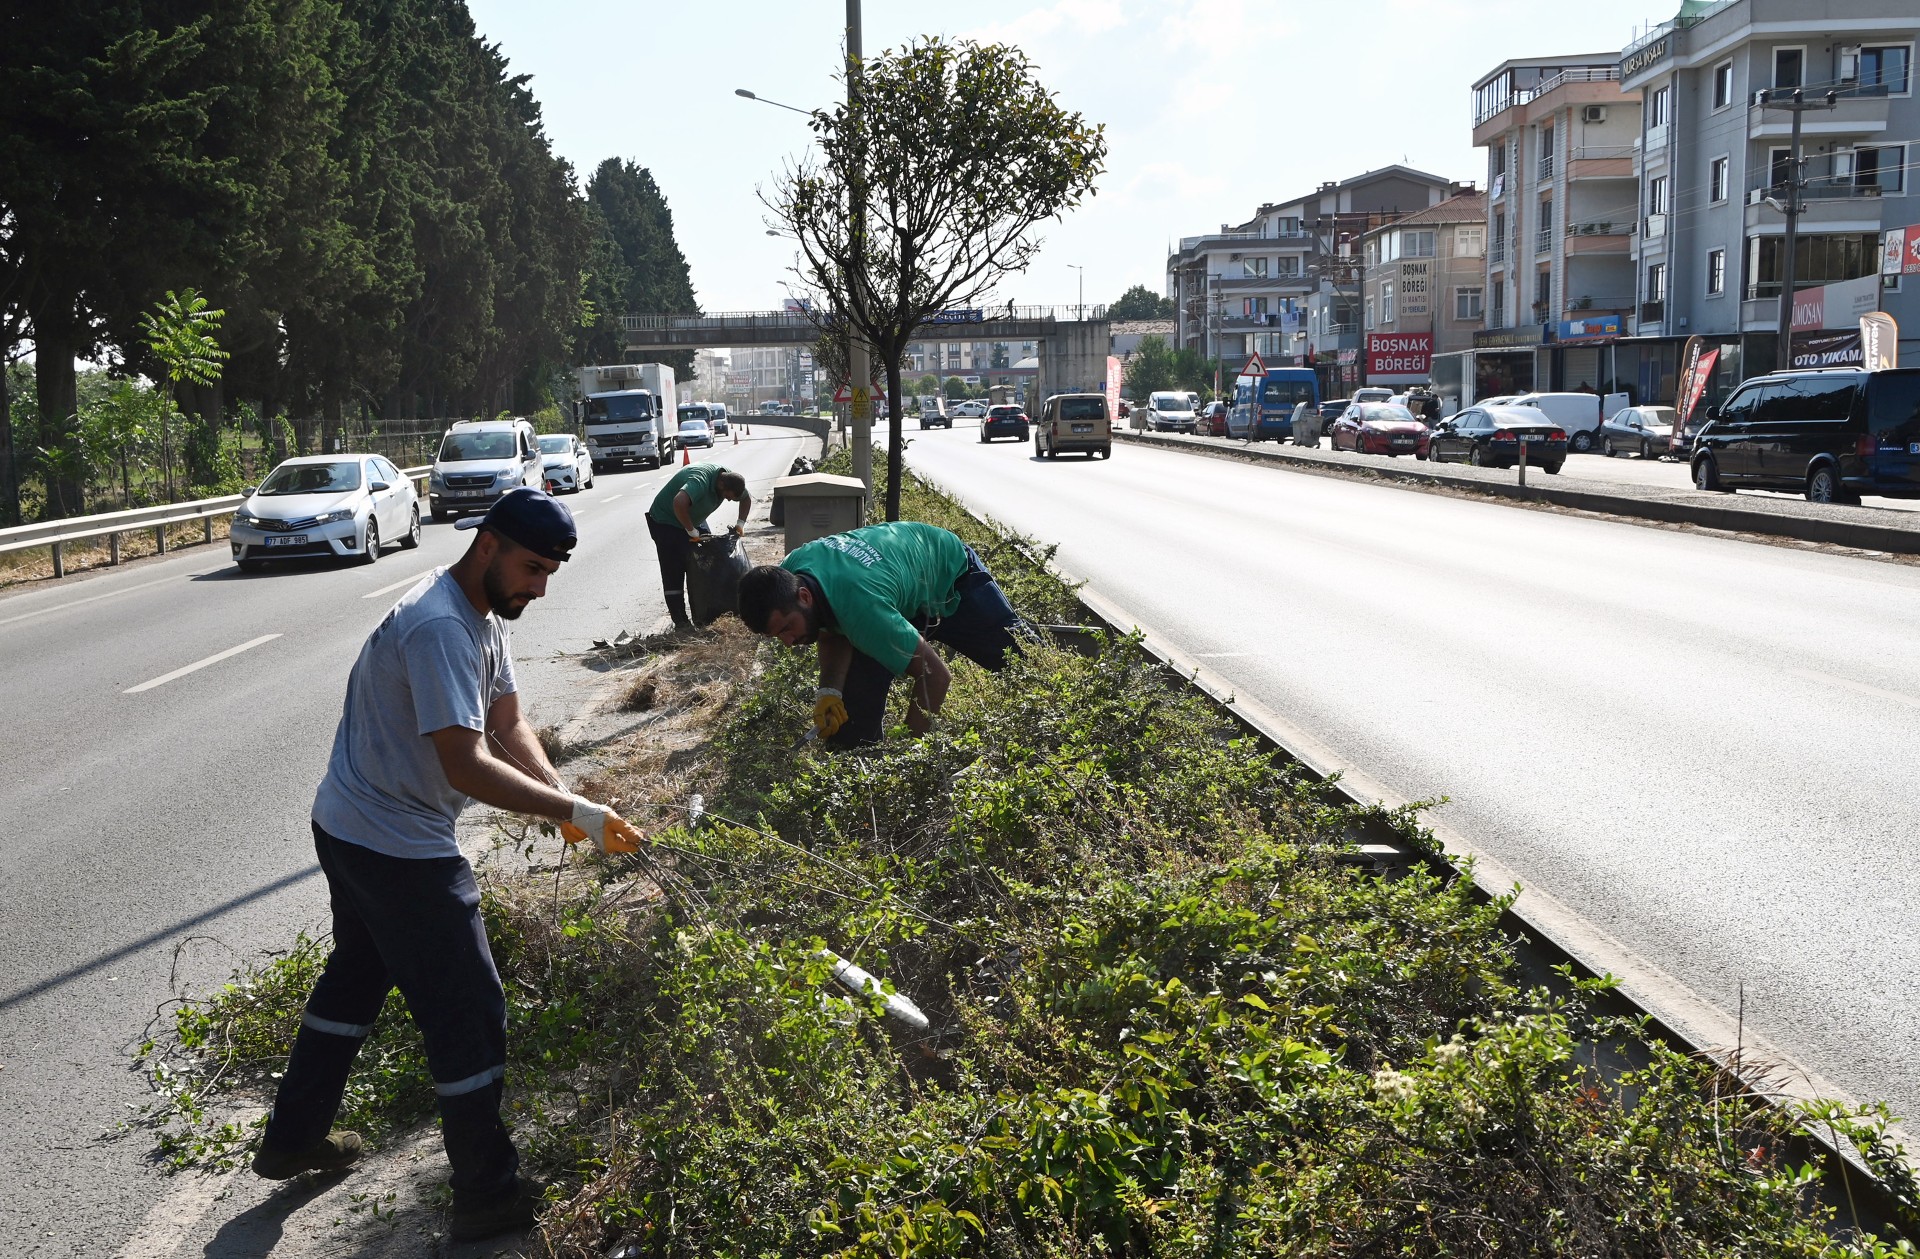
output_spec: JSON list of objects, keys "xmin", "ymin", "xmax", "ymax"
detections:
[{"xmin": 768, "ymin": 37, "xmax": 1106, "ymax": 520}]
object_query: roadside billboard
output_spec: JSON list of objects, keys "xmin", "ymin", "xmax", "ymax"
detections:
[
  {"xmin": 1365, "ymin": 332, "xmax": 1432, "ymax": 382},
  {"xmin": 1883, "ymin": 226, "xmax": 1920, "ymax": 276}
]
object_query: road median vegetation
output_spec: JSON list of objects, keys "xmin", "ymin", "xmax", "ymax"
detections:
[{"xmin": 139, "ymin": 459, "xmax": 1919, "ymax": 1255}]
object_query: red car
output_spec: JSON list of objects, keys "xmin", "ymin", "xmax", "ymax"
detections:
[
  {"xmin": 1332, "ymin": 402, "xmax": 1431, "ymax": 458},
  {"xmin": 1197, "ymin": 401, "xmax": 1230, "ymax": 436}
]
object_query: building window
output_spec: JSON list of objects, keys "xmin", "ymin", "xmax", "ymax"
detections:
[
  {"xmin": 1646, "ymin": 262, "xmax": 1667, "ymax": 302},
  {"xmin": 1492, "ymin": 143, "xmax": 1507, "ymax": 176},
  {"xmin": 1403, "ymin": 230, "xmax": 1436, "ymax": 258},
  {"xmin": 1534, "ymin": 270, "xmax": 1551, "ymax": 311},
  {"xmin": 1649, "ymin": 85, "xmax": 1670, "ymax": 129},
  {"xmin": 1456, "ymin": 226, "xmax": 1484, "ymax": 257},
  {"xmin": 1649, "ymin": 176, "xmax": 1669, "ymax": 216},
  {"xmin": 1709, "ymin": 156, "xmax": 1729, "ymax": 203},
  {"xmin": 1841, "ymin": 144, "xmax": 1907, "ymax": 193},
  {"xmin": 1243, "ymin": 256, "xmax": 1268, "ymax": 278},
  {"xmin": 1364, "ymin": 298, "xmax": 1375, "ymax": 329},
  {"xmin": 1857, "ymin": 45, "xmax": 1911, "ymax": 95},
  {"xmin": 1707, "ymin": 248, "xmax": 1726, "ymax": 295},
  {"xmin": 1365, "ymin": 241, "xmax": 1378, "ymax": 266},
  {"xmin": 1246, "ymin": 297, "xmax": 1269, "ymax": 316},
  {"xmin": 1769, "ymin": 146, "xmax": 1793, "ymax": 190},
  {"xmin": 1491, "ymin": 279, "xmax": 1505, "ymax": 323},
  {"xmin": 1746, "ymin": 232, "xmax": 1882, "ymax": 297},
  {"xmin": 1712, "ymin": 60, "xmax": 1734, "ymax": 109},
  {"xmin": 1275, "ymin": 256, "xmax": 1300, "ymax": 277},
  {"xmin": 1773, "ymin": 47, "xmax": 1803, "ymax": 90},
  {"xmin": 1382, "ymin": 282, "xmax": 1396, "ymax": 323},
  {"xmin": 1456, "ymin": 286, "xmax": 1484, "ymax": 320}
]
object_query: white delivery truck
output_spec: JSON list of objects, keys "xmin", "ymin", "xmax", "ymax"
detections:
[{"xmin": 576, "ymin": 364, "xmax": 678, "ymax": 470}]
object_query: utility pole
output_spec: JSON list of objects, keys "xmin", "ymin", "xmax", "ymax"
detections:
[
  {"xmin": 845, "ymin": 0, "xmax": 873, "ymax": 492},
  {"xmin": 1759, "ymin": 87, "xmax": 1835, "ymax": 371},
  {"xmin": 1068, "ymin": 263, "xmax": 1084, "ymax": 321}
]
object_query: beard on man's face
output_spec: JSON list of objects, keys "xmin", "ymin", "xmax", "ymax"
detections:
[{"xmin": 482, "ymin": 561, "xmax": 533, "ymax": 620}]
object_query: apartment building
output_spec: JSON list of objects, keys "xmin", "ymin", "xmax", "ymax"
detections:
[
  {"xmin": 1621, "ymin": 0, "xmax": 1919, "ymax": 402},
  {"xmin": 1467, "ymin": 55, "xmax": 1641, "ymax": 403},
  {"xmin": 1357, "ymin": 192, "xmax": 1488, "ymax": 393},
  {"xmin": 1166, "ymin": 166, "xmax": 1462, "ymax": 396}
]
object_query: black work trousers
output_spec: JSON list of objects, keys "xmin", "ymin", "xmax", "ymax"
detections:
[
  {"xmin": 260, "ymin": 823, "xmax": 516, "ymax": 1201},
  {"xmin": 647, "ymin": 514, "xmax": 709, "ymax": 599},
  {"xmin": 831, "ymin": 547, "xmax": 1022, "ymax": 747}
]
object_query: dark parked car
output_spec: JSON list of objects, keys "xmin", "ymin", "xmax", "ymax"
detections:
[
  {"xmin": 1691, "ymin": 367, "xmax": 1920, "ymax": 502},
  {"xmin": 1198, "ymin": 400, "xmax": 1230, "ymax": 436},
  {"xmin": 980, "ymin": 404, "xmax": 1030, "ymax": 443},
  {"xmin": 1317, "ymin": 398, "xmax": 1351, "ymax": 435},
  {"xmin": 1428, "ymin": 405, "xmax": 1567, "ymax": 472},
  {"xmin": 1331, "ymin": 403, "xmax": 1431, "ymax": 458},
  {"xmin": 1600, "ymin": 405, "xmax": 1677, "ymax": 459}
]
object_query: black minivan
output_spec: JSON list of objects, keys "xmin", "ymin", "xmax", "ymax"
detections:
[{"xmin": 1690, "ymin": 367, "xmax": 1920, "ymax": 503}]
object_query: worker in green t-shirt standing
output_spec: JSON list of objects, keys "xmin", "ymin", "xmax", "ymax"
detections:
[
  {"xmin": 737, "ymin": 521, "xmax": 1022, "ymax": 746},
  {"xmin": 647, "ymin": 463, "xmax": 750, "ymax": 628}
]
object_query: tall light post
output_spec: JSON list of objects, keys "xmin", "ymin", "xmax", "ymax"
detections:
[
  {"xmin": 1067, "ymin": 263, "xmax": 1084, "ymax": 320},
  {"xmin": 1757, "ymin": 87, "xmax": 1836, "ymax": 371},
  {"xmin": 843, "ymin": 0, "xmax": 873, "ymax": 493}
]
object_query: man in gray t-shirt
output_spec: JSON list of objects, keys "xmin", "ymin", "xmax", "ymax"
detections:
[{"xmin": 255, "ymin": 488, "xmax": 640, "ymax": 1244}]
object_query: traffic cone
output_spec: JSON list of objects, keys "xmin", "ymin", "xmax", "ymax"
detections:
[
  {"xmin": 681, "ymin": 443, "xmax": 691, "ymax": 466},
  {"xmin": 732, "ymin": 426, "xmax": 739, "ymax": 445}
]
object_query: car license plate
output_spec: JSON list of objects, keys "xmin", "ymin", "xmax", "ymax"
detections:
[
  {"xmin": 1521, "ymin": 434, "xmax": 1543, "ymax": 442},
  {"xmin": 265, "ymin": 534, "xmax": 308, "ymax": 547},
  {"xmin": 1071, "ymin": 424, "xmax": 1092, "ymax": 433},
  {"xmin": 452, "ymin": 489, "xmax": 485, "ymax": 497},
  {"xmin": 1391, "ymin": 437, "xmax": 1414, "ymax": 445}
]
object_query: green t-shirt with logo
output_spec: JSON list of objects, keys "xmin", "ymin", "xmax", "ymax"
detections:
[
  {"xmin": 783, "ymin": 522, "xmax": 970, "ymax": 676},
  {"xmin": 649, "ymin": 463, "xmax": 729, "ymax": 529}
]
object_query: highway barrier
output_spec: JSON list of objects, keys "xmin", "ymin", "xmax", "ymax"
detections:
[
  {"xmin": 0, "ymin": 466, "xmax": 429, "ymax": 579},
  {"xmin": 1116, "ymin": 430, "xmax": 1920, "ymax": 556}
]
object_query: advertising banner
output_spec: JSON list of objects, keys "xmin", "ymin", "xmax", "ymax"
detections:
[
  {"xmin": 1680, "ymin": 348, "xmax": 1718, "ymax": 431},
  {"xmin": 1556, "ymin": 314, "xmax": 1622, "ymax": 341},
  {"xmin": 1365, "ymin": 332, "xmax": 1432, "ymax": 378},
  {"xmin": 1789, "ymin": 329, "xmax": 1863, "ymax": 369},
  {"xmin": 1674, "ymin": 337, "xmax": 1705, "ymax": 423},
  {"xmin": 1884, "ymin": 226, "xmax": 1920, "ymax": 276},
  {"xmin": 1861, "ymin": 312, "xmax": 1899, "ymax": 370},
  {"xmin": 1792, "ymin": 274, "xmax": 1880, "ymax": 331}
]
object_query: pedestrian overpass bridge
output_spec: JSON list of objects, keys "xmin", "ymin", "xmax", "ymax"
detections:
[{"xmin": 619, "ymin": 304, "xmax": 1109, "ymax": 352}]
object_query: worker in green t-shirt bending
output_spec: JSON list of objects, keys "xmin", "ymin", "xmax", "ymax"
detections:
[
  {"xmin": 737, "ymin": 521, "xmax": 1023, "ymax": 746},
  {"xmin": 647, "ymin": 464, "xmax": 750, "ymax": 628}
]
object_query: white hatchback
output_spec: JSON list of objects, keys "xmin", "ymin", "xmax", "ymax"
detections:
[
  {"xmin": 538, "ymin": 433, "xmax": 594, "ymax": 493},
  {"xmin": 230, "ymin": 454, "xmax": 420, "ymax": 572}
]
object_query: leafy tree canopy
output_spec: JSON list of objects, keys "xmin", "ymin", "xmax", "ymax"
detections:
[{"xmin": 1109, "ymin": 284, "xmax": 1174, "ymax": 321}]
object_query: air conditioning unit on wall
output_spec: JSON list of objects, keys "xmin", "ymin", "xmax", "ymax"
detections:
[{"xmin": 1583, "ymin": 105, "xmax": 1608, "ymax": 123}]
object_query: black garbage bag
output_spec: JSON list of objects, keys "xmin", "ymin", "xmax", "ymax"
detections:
[{"xmin": 687, "ymin": 532, "xmax": 751, "ymax": 625}]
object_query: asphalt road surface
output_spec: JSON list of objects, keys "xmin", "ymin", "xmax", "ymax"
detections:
[
  {"xmin": 902, "ymin": 420, "xmax": 1920, "ymax": 1128},
  {"xmin": 0, "ymin": 431, "xmax": 806, "ymax": 1257}
]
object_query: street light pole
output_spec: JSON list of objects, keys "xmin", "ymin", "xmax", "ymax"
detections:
[
  {"xmin": 844, "ymin": 0, "xmax": 873, "ymax": 494},
  {"xmin": 1067, "ymin": 264, "xmax": 1084, "ymax": 321},
  {"xmin": 1759, "ymin": 87, "xmax": 1835, "ymax": 371}
]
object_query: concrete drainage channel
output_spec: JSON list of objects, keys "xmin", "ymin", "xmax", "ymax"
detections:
[
  {"xmin": 982, "ymin": 511, "xmax": 1911, "ymax": 1234},
  {"xmin": 1114, "ymin": 430, "xmax": 1920, "ymax": 557}
]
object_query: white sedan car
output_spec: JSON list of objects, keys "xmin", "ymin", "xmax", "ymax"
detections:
[
  {"xmin": 538, "ymin": 433, "xmax": 594, "ymax": 493},
  {"xmin": 951, "ymin": 399, "xmax": 989, "ymax": 419},
  {"xmin": 229, "ymin": 454, "xmax": 421, "ymax": 572}
]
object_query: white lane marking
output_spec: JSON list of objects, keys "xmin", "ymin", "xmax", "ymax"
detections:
[
  {"xmin": 1792, "ymin": 667, "xmax": 1920, "ymax": 710},
  {"xmin": 1194, "ymin": 652, "xmax": 1255, "ymax": 658},
  {"xmin": 0, "ymin": 575, "xmax": 181, "ymax": 628},
  {"xmin": 362, "ymin": 568, "xmax": 437, "ymax": 599},
  {"xmin": 124, "ymin": 634, "xmax": 282, "ymax": 694},
  {"xmin": 603, "ymin": 494, "xmax": 623, "ymax": 502},
  {"xmin": 111, "ymin": 1165, "xmax": 243, "ymax": 1259}
]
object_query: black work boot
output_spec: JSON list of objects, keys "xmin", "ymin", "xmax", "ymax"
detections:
[
  {"xmin": 663, "ymin": 591, "xmax": 693, "ymax": 630},
  {"xmin": 252, "ymin": 1129, "xmax": 364, "ymax": 1180},
  {"xmin": 450, "ymin": 1176, "xmax": 542, "ymax": 1242}
]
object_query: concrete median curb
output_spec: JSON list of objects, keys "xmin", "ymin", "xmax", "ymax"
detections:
[{"xmin": 1113, "ymin": 429, "xmax": 1920, "ymax": 556}]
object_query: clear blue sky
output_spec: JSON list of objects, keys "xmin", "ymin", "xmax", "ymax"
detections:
[{"xmin": 465, "ymin": 0, "xmax": 1667, "ymax": 312}]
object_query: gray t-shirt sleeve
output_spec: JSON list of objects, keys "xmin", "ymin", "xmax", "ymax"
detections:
[{"xmin": 402, "ymin": 616, "xmax": 489, "ymax": 736}]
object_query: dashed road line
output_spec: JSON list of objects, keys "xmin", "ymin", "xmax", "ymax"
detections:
[
  {"xmin": 124, "ymin": 634, "xmax": 282, "ymax": 694},
  {"xmin": 362, "ymin": 568, "xmax": 438, "ymax": 600},
  {"xmin": 1792, "ymin": 666, "xmax": 1920, "ymax": 710},
  {"xmin": 0, "ymin": 575, "xmax": 181, "ymax": 628}
]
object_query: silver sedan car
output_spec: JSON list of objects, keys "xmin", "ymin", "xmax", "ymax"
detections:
[
  {"xmin": 1600, "ymin": 405, "xmax": 1678, "ymax": 459},
  {"xmin": 230, "ymin": 454, "xmax": 421, "ymax": 571}
]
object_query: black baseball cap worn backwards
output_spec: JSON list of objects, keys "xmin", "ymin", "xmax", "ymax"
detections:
[{"xmin": 454, "ymin": 486, "xmax": 577, "ymax": 562}]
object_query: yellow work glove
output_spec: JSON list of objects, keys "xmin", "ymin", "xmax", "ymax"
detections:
[
  {"xmin": 562, "ymin": 796, "xmax": 644, "ymax": 854},
  {"xmin": 812, "ymin": 687, "xmax": 848, "ymax": 739}
]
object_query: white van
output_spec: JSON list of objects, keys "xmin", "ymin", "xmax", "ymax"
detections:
[
  {"xmin": 429, "ymin": 418, "xmax": 544, "ymax": 521},
  {"xmin": 1510, "ymin": 392, "xmax": 1603, "ymax": 452},
  {"xmin": 1145, "ymin": 391, "xmax": 1198, "ymax": 433}
]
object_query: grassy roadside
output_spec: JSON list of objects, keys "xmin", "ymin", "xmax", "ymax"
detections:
[{"xmin": 139, "ymin": 459, "xmax": 1920, "ymax": 1256}]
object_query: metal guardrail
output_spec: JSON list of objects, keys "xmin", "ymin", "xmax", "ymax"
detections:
[{"xmin": 0, "ymin": 465, "xmax": 429, "ymax": 578}]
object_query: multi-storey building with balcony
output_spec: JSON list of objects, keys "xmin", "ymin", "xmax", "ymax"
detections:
[
  {"xmin": 1166, "ymin": 166, "xmax": 1463, "ymax": 397},
  {"xmin": 1620, "ymin": 0, "xmax": 1918, "ymax": 402},
  {"xmin": 1466, "ymin": 55, "xmax": 1641, "ymax": 403},
  {"xmin": 1357, "ymin": 192, "xmax": 1488, "ymax": 397}
]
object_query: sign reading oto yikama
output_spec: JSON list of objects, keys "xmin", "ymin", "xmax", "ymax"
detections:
[{"xmin": 1366, "ymin": 332, "xmax": 1433, "ymax": 378}]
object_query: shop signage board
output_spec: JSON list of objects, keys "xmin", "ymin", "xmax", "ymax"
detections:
[
  {"xmin": 1472, "ymin": 324, "xmax": 1547, "ymax": 349},
  {"xmin": 1555, "ymin": 315, "xmax": 1622, "ymax": 340},
  {"xmin": 1366, "ymin": 332, "xmax": 1432, "ymax": 377}
]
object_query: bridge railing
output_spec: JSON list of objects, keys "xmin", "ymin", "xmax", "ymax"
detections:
[{"xmin": 620, "ymin": 304, "xmax": 1110, "ymax": 334}]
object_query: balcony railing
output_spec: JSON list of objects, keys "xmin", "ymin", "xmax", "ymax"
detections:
[
  {"xmin": 1535, "ymin": 226, "xmax": 1554, "ymax": 254},
  {"xmin": 1490, "ymin": 239, "xmax": 1507, "ymax": 262},
  {"xmin": 1538, "ymin": 154, "xmax": 1555, "ymax": 180},
  {"xmin": 1569, "ymin": 144, "xmax": 1636, "ymax": 161},
  {"xmin": 1567, "ymin": 221, "xmax": 1628, "ymax": 235},
  {"xmin": 1640, "ymin": 300, "xmax": 1665, "ymax": 323},
  {"xmin": 1473, "ymin": 67, "xmax": 1623, "ymax": 126}
]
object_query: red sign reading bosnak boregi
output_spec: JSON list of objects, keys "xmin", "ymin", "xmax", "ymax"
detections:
[{"xmin": 1366, "ymin": 332, "xmax": 1432, "ymax": 376}]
